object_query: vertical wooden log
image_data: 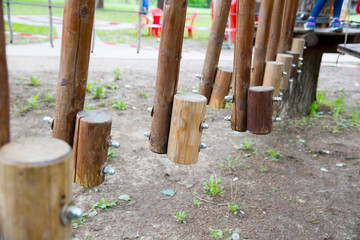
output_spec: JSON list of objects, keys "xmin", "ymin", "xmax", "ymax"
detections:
[
  {"xmin": 291, "ymin": 38, "xmax": 306, "ymax": 58},
  {"xmin": 251, "ymin": 0, "xmax": 274, "ymax": 87},
  {"xmin": 276, "ymin": 53, "xmax": 293, "ymax": 91},
  {"xmin": 265, "ymin": 0, "xmax": 286, "ymax": 61},
  {"xmin": 52, "ymin": 0, "xmax": 96, "ymax": 146},
  {"xmin": 199, "ymin": 0, "xmax": 232, "ymax": 102},
  {"xmin": 167, "ymin": 93, "xmax": 207, "ymax": 165},
  {"xmin": 0, "ymin": 137, "xmax": 73, "ymax": 239},
  {"xmin": 247, "ymin": 86, "xmax": 274, "ymax": 135},
  {"xmin": 149, "ymin": 0, "xmax": 188, "ymax": 154},
  {"xmin": 278, "ymin": 0, "xmax": 295, "ymax": 54},
  {"xmin": 285, "ymin": 51, "xmax": 300, "ymax": 79},
  {"xmin": 73, "ymin": 110, "xmax": 112, "ymax": 188},
  {"xmin": 231, "ymin": 0, "xmax": 256, "ymax": 132},
  {"xmin": 0, "ymin": 0, "xmax": 10, "ymax": 147},
  {"xmin": 287, "ymin": 0, "xmax": 300, "ymax": 49},
  {"xmin": 209, "ymin": 67, "xmax": 233, "ymax": 109},
  {"xmin": 262, "ymin": 61, "xmax": 284, "ymax": 97}
]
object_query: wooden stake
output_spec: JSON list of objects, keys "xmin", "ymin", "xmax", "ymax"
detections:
[
  {"xmin": 265, "ymin": 0, "xmax": 286, "ymax": 61},
  {"xmin": 247, "ymin": 86, "xmax": 274, "ymax": 135},
  {"xmin": 167, "ymin": 93, "xmax": 207, "ymax": 165},
  {"xmin": 285, "ymin": 51, "xmax": 300, "ymax": 79},
  {"xmin": 149, "ymin": 0, "xmax": 188, "ymax": 154},
  {"xmin": 0, "ymin": 137, "xmax": 73, "ymax": 239},
  {"xmin": 209, "ymin": 67, "xmax": 233, "ymax": 109},
  {"xmin": 73, "ymin": 110, "xmax": 112, "ymax": 188},
  {"xmin": 0, "ymin": 0, "xmax": 10, "ymax": 147},
  {"xmin": 262, "ymin": 61, "xmax": 284, "ymax": 97},
  {"xmin": 278, "ymin": 0, "xmax": 295, "ymax": 54},
  {"xmin": 231, "ymin": 0, "xmax": 256, "ymax": 132},
  {"xmin": 291, "ymin": 38, "xmax": 306, "ymax": 58},
  {"xmin": 287, "ymin": 0, "xmax": 300, "ymax": 49},
  {"xmin": 199, "ymin": 0, "xmax": 232, "ymax": 102},
  {"xmin": 251, "ymin": 0, "xmax": 274, "ymax": 87},
  {"xmin": 52, "ymin": 0, "xmax": 95, "ymax": 146},
  {"xmin": 276, "ymin": 53, "xmax": 293, "ymax": 91}
]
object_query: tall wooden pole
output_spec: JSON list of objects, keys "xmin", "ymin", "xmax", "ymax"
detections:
[
  {"xmin": 251, "ymin": 0, "xmax": 274, "ymax": 87},
  {"xmin": 52, "ymin": 0, "xmax": 95, "ymax": 146},
  {"xmin": 0, "ymin": 0, "xmax": 10, "ymax": 147},
  {"xmin": 287, "ymin": 0, "xmax": 300, "ymax": 50},
  {"xmin": 199, "ymin": 0, "xmax": 232, "ymax": 102},
  {"xmin": 277, "ymin": 0, "xmax": 295, "ymax": 54},
  {"xmin": 231, "ymin": 0, "xmax": 256, "ymax": 132},
  {"xmin": 265, "ymin": 0, "xmax": 286, "ymax": 61},
  {"xmin": 149, "ymin": 0, "xmax": 188, "ymax": 154}
]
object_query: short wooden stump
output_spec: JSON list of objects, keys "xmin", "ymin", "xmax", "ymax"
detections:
[{"xmin": 209, "ymin": 67, "xmax": 233, "ymax": 109}]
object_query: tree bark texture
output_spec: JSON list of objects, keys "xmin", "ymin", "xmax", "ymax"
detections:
[
  {"xmin": 209, "ymin": 67, "xmax": 233, "ymax": 109},
  {"xmin": 73, "ymin": 110, "xmax": 112, "ymax": 188},
  {"xmin": 265, "ymin": 0, "xmax": 285, "ymax": 61},
  {"xmin": 0, "ymin": 1, "xmax": 10, "ymax": 147},
  {"xmin": 149, "ymin": 0, "xmax": 188, "ymax": 154},
  {"xmin": 199, "ymin": 0, "xmax": 232, "ymax": 102},
  {"xmin": 0, "ymin": 137, "xmax": 73, "ymax": 240},
  {"xmin": 231, "ymin": 0, "xmax": 256, "ymax": 132},
  {"xmin": 52, "ymin": 0, "xmax": 96, "ymax": 146},
  {"xmin": 167, "ymin": 93, "xmax": 207, "ymax": 165},
  {"xmin": 251, "ymin": 0, "xmax": 274, "ymax": 87}
]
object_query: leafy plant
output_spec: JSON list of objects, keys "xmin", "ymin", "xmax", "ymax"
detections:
[
  {"xmin": 91, "ymin": 86, "xmax": 105, "ymax": 99},
  {"xmin": 113, "ymin": 68, "xmax": 124, "ymax": 80},
  {"xmin": 193, "ymin": 199, "xmax": 202, "ymax": 208},
  {"xmin": 209, "ymin": 217, "xmax": 232, "ymax": 240},
  {"xmin": 102, "ymin": 83, "xmax": 119, "ymax": 89},
  {"xmin": 227, "ymin": 155, "xmax": 240, "ymax": 171},
  {"xmin": 112, "ymin": 100, "xmax": 127, "ymax": 110},
  {"xmin": 174, "ymin": 210, "xmax": 187, "ymax": 224},
  {"xmin": 137, "ymin": 89, "xmax": 147, "ymax": 98},
  {"xmin": 203, "ymin": 174, "xmax": 224, "ymax": 196},
  {"xmin": 228, "ymin": 177, "xmax": 240, "ymax": 215},
  {"xmin": 28, "ymin": 75, "xmax": 41, "ymax": 86},
  {"xmin": 227, "ymin": 203, "xmax": 240, "ymax": 215},
  {"xmin": 308, "ymin": 101, "xmax": 319, "ymax": 118},
  {"xmin": 265, "ymin": 148, "xmax": 282, "ymax": 161},
  {"xmin": 92, "ymin": 197, "xmax": 118, "ymax": 210},
  {"xmin": 261, "ymin": 166, "xmax": 267, "ymax": 173},
  {"xmin": 42, "ymin": 93, "xmax": 56, "ymax": 103},
  {"xmin": 233, "ymin": 138, "xmax": 255, "ymax": 150},
  {"xmin": 84, "ymin": 102, "xmax": 94, "ymax": 110}
]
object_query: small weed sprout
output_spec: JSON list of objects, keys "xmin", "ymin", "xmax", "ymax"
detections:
[
  {"xmin": 233, "ymin": 138, "xmax": 255, "ymax": 150},
  {"xmin": 308, "ymin": 101, "xmax": 319, "ymax": 118},
  {"xmin": 113, "ymin": 68, "xmax": 124, "ymax": 80},
  {"xmin": 28, "ymin": 76, "xmax": 41, "ymax": 86},
  {"xmin": 265, "ymin": 148, "xmax": 282, "ymax": 161},
  {"xmin": 209, "ymin": 217, "xmax": 232, "ymax": 240},
  {"xmin": 42, "ymin": 93, "xmax": 56, "ymax": 103},
  {"xmin": 193, "ymin": 199, "xmax": 202, "ymax": 208},
  {"xmin": 228, "ymin": 177, "xmax": 240, "ymax": 216},
  {"xmin": 261, "ymin": 166, "xmax": 267, "ymax": 173},
  {"xmin": 91, "ymin": 86, "xmax": 105, "ymax": 99},
  {"xmin": 137, "ymin": 89, "xmax": 147, "ymax": 98},
  {"xmin": 203, "ymin": 173, "xmax": 224, "ymax": 196},
  {"xmin": 112, "ymin": 100, "xmax": 127, "ymax": 110},
  {"xmin": 174, "ymin": 210, "xmax": 187, "ymax": 224},
  {"xmin": 227, "ymin": 155, "xmax": 240, "ymax": 171}
]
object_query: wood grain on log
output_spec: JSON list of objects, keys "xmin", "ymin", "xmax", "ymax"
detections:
[
  {"xmin": 167, "ymin": 93, "xmax": 207, "ymax": 165},
  {"xmin": 209, "ymin": 67, "xmax": 233, "ymax": 109},
  {"xmin": 278, "ymin": 0, "xmax": 295, "ymax": 54},
  {"xmin": 231, "ymin": 0, "xmax": 256, "ymax": 132},
  {"xmin": 199, "ymin": 0, "xmax": 232, "ymax": 102},
  {"xmin": 52, "ymin": 0, "xmax": 96, "ymax": 146},
  {"xmin": 73, "ymin": 110, "xmax": 112, "ymax": 188},
  {"xmin": 149, "ymin": 0, "xmax": 188, "ymax": 154},
  {"xmin": 0, "ymin": 1, "xmax": 10, "ymax": 147},
  {"xmin": 276, "ymin": 54, "xmax": 293, "ymax": 90},
  {"xmin": 247, "ymin": 86, "xmax": 274, "ymax": 135},
  {"xmin": 291, "ymin": 38, "xmax": 306, "ymax": 58},
  {"xmin": 0, "ymin": 137, "xmax": 72, "ymax": 239},
  {"xmin": 251, "ymin": 0, "xmax": 274, "ymax": 86},
  {"xmin": 263, "ymin": 61, "xmax": 284, "ymax": 97}
]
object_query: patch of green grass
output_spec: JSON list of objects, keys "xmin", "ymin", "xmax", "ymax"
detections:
[
  {"xmin": 174, "ymin": 210, "xmax": 187, "ymax": 224},
  {"xmin": 265, "ymin": 148, "xmax": 282, "ymax": 161},
  {"xmin": 112, "ymin": 100, "xmax": 127, "ymax": 110},
  {"xmin": 261, "ymin": 166, "xmax": 267, "ymax": 173},
  {"xmin": 203, "ymin": 174, "xmax": 224, "ymax": 197},
  {"xmin": 193, "ymin": 199, "xmax": 202, "ymax": 208},
  {"xmin": 13, "ymin": 93, "xmax": 41, "ymax": 114},
  {"xmin": 28, "ymin": 75, "xmax": 41, "ymax": 86},
  {"xmin": 209, "ymin": 217, "xmax": 233, "ymax": 240}
]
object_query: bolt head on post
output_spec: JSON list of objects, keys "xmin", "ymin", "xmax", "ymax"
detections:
[
  {"xmin": 195, "ymin": 74, "xmax": 202, "ymax": 79},
  {"xmin": 282, "ymin": 71, "xmax": 287, "ymax": 76},
  {"xmin": 291, "ymin": 64, "xmax": 296, "ymax": 68},
  {"xmin": 297, "ymin": 70, "xmax": 302, "ymax": 74},
  {"xmin": 103, "ymin": 167, "xmax": 115, "ymax": 175},
  {"xmin": 289, "ymin": 78, "xmax": 294, "ymax": 83},
  {"xmin": 272, "ymin": 117, "xmax": 282, "ymax": 122},
  {"xmin": 107, "ymin": 139, "xmax": 120, "ymax": 148},
  {"xmin": 299, "ymin": 57, "xmax": 304, "ymax": 61},
  {"xmin": 147, "ymin": 107, "xmax": 153, "ymax": 113},
  {"xmin": 66, "ymin": 206, "xmax": 83, "ymax": 220},
  {"xmin": 198, "ymin": 143, "xmax": 207, "ymax": 151},
  {"xmin": 224, "ymin": 116, "xmax": 231, "ymax": 121},
  {"xmin": 43, "ymin": 116, "xmax": 54, "ymax": 129},
  {"xmin": 200, "ymin": 122, "xmax": 209, "ymax": 130},
  {"xmin": 144, "ymin": 132, "xmax": 150, "ymax": 138},
  {"xmin": 224, "ymin": 95, "xmax": 233, "ymax": 103},
  {"xmin": 273, "ymin": 97, "xmax": 283, "ymax": 102}
]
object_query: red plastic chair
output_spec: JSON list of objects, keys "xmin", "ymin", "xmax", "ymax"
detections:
[
  {"xmin": 185, "ymin": 12, "xmax": 197, "ymax": 38},
  {"xmin": 149, "ymin": 8, "xmax": 163, "ymax": 37}
]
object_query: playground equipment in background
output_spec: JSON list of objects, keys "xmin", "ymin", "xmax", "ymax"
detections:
[{"xmin": 185, "ymin": 12, "xmax": 198, "ymax": 38}]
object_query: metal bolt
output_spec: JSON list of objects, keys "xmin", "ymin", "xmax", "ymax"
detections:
[
  {"xmin": 200, "ymin": 122, "xmax": 209, "ymax": 130},
  {"xmin": 289, "ymin": 78, "xmax": 294, "ymax": 83},
  {"xmin": 300, "ymin": 61, "xmax": 304, "ymax": 67},
  {"xmin": 291, "ymin": 64, "xmax": 296, "ymax": 68},
  {"xmin": 272, "ymin": 117, "xmax": 282, "ymax": 122},
  {"xmin": 224, "ymin": 116, "xmax": 231, "ymax": 121},
  {"xmin": 66, "ymin": 206, "xmax": 83, "ymax": 220},
  {"xmin": 192, "ymin": 89, "xmax": 198, "ymax": 93},
  {"xmin": 279, "ymin": 92, "xmax": 283, "ymax": 97},
  {"xmin": 144, "ymin": 132, "xmax": 150, "ymax": 138},
  {"xmin": 273, "ymin": 97, "xmax": 282, "ymax": 102},
  {"xmin": 282, "ymin": 71, "xmax": 287, "ymax": 76},
  {"xmin": 103, "ymin": 167, "xmax": 115, "ymax": 175},
  {"xmin": 199, "ymin": 143, "xmax": 207, "ymax": 150},
  {"xmin": 303, "ymin": 46, "xmax": 307, "ymax": 50},
  {"xmin": 43, "ymin": 116, "xmax": 54, "ymax": 129},
  {"xmin": 224, "ymin": 95, "xmax": 233, "ymax": 103},
  {"xmin": 297, "ymin": 70, "xmax": 302, "ymax": 74},
  {"xmin": 107, "ymin": 139, "xmax": 120, "ymax": 148},
  {"xmin": 299, "ymin": 57, "xmax": 304, "ymax": 61},
  {"xmin": 147, "ymin": 107, "xmax": 153, "ymax": 113},
  {"xmin": 195, "ymin": 74, "xmax": 202, "ymax": 79}
]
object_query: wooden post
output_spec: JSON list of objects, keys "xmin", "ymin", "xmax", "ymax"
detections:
[
  {"xmin": 231, "ymin": 0, "xmax": 256, "ymax": 132},
  {"xmin": 291, "ymin": 38, "xmax": 306, "ymax": 58},
  {"xmin": 0, "ymin": 137, "xmax": 74, "ymax": 239},
  {"xmin": 287, "ymin": 0, "xmax": 300, "ymax": 49},
  {"xmin": 277, "ymin": 0, "xmax": 295, "ymax": 54},
  {"xmin": 262, "ymin": 61, "xmax": 284, "ymax": 97},
  {"xmin": 199, "ymin": 0, "xmax": 232, "ymax": 102},
  {"xmin": 149, "ymin": 0, "xmax": 188, "ymax": 154},
  {"xmin": 265, "ymin": 0, "xmax": 286, "ymax": 61},
  {"xmin": 209, "ymin": 67, "xmax": 233, "ymax": 109},
  {"xmin": 285, "ymin": 51, "xmax": 300, "ymax": 79},
  {"xmin": 247, "ymin": 86, "xmax": 274, "ymax": 135},
  {"xmin": 167, "ymin": 93, "xmax": 207, "ymax": 165},
  {"xmin": 0, "ymin": 0, "xmax": 10, "ymax": 147},
  {"xmin": 52, "ymin": 0, "xmax": 96, "ymax": 146},
  {"xmin": 251, "ymin": 0, "xmax": 274, "ymax": 87},
  {"xmin": 73, "ymin": 110, "xmax": 113, "ymax": 188},
  {"xmin": 276, "ymin": 53, "xmax": 293, "ymax": 91}
]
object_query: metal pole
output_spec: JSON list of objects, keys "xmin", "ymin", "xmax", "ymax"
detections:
[
  {"xmin": 6, "ymin": 0, "xmax": 13, "ymax": 43},
  {"xmin": 137, "ymin": 0, "xmax": 143, "ymax": 53},
  {"xmin": 48, "ymin": 0, "xmax": 54, "ymax": 48}
]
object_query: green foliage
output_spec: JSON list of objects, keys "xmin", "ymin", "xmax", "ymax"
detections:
[
  {"xmin": 174, "ymin": 210, "xmax": 187, "ymax": 224},
  {"xmin": 209, "ymin": 217, "xmax": 233, "ymax": 240},
  {"xmin": 261, "ymin": 166, "xmax": 267, "ymax": 173},
  {"xmin": 308, "ymin": 101, "xmax": 319, "ymax": 118},
  {"xmin": 233, "ymin": 138, "xmax": 255, "ymax": 150},
  {"xmin": 102, "ymin": 83, "xmax": 119, "ymax": 90},
  {"xmin": 193, "ymin": 199, "xmax": 203, "ymax": 207},
  {"xmin": 188, "ymin": 0, "xmax": 211, "ymax": 8},
  {"xmin": 227, "ymin": 203, "xmax": 240, "ymax": 215},
  {"xmin": 265, "ymin": 148, "xmax": 282, "ymax": 161},
  {"xmin": 112, "ymin": 100, "xmax": 127, "ymax": 110},
  {"xmin": 227, "ymin": 155, "xmax": 240, "ymax": 171},
  {"xmin": 28, "ymin": 76, "xmax": 41, "ymax": 86},
  {"xmin": 92, "ymin": 197, "xmax": 118, "ymax": 210},
  {"xmin": 203, "ymin": 174, "xmax": 224, "ymax": 196},
  {"xmin": 14, "ymin": 93, "xmax": 41, "ymax": 114},
  {"xmin": 42, "ymin": 93, "xmax": 56, "ymax": 103},
  {"xmin": 137, "ymin": 89, "xmax": 147, "ymax": 98},
  {"xmin": 113, "ymin": 68, "xmax": 125, "ymax": 80},
  {"xmin": 84, "ymin": 102, "xmax": 94, "ymax": 110}
]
